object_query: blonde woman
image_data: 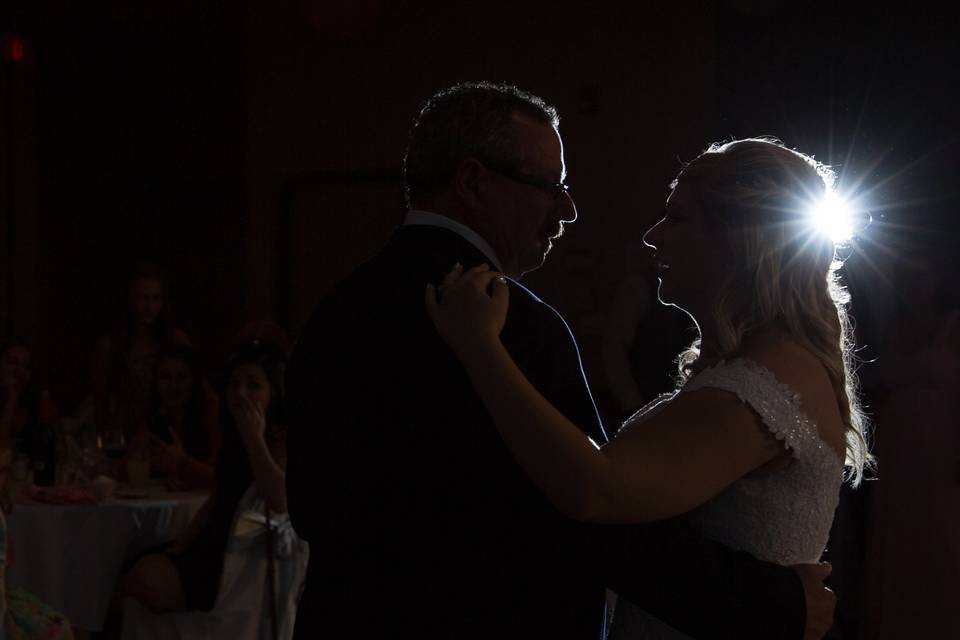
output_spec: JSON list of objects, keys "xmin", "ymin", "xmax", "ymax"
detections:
[{"xmin": 426, "ymin": 138, "xmax": 871, "ymax": 639}]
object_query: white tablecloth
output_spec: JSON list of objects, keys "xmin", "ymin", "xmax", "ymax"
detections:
[{"xmin": 7, "ymin": 488, "xmax": 207, "ymax": 631}]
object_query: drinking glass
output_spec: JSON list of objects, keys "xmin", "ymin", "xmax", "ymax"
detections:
[{"xmin": 100, "ymin": 428, "xmax": 126, "ymax": 478}]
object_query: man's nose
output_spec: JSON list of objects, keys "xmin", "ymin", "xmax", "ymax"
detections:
[{"xmin": 558, "ymin": 192, "xmax": 577, "ymax": 224}]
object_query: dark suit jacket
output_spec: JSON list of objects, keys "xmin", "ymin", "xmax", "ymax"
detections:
[{"xmin": 285, "ymin": 224, "xmax": 805, "ymax": 639}]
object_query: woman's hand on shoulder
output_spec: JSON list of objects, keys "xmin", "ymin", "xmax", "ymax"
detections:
[{"xmin": 425, "ymin": 263, "xmax": 509, "ymax": 357}]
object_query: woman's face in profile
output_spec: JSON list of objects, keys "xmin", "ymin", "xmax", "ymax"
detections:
[
  {"xmin": 130, "ymin": 277, "xmax": 164, "ymax": 327},
  {"xmin": 156, "ymin": 356, "xmax": 195, "ymax": 413},
  {"xmin": 226, "ymin": 363, "xmax": 272, "ymax": 417},
  {"xmin": 642, "ymin": 182, "xmax": 724, "ymax": 317},
  {"xmin": 0, "ymin": 345, "xmax": 31, "ymax": 396}
]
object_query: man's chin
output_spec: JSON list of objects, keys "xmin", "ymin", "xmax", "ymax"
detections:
[{"xmin": 518, "ymin": 250, "xmax": 549, "ymax": 276}]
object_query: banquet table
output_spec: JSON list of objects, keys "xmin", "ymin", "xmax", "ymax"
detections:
[{"xmin": 7, "ymin": 485, "xmax": 207, "ymax": 632}]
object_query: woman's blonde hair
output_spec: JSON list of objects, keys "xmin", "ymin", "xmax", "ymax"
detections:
[{"xmin": 674, "ymin": 137, "xmax": 872, "ymax": 485}]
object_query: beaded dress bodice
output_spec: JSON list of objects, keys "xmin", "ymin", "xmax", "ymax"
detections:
[{"xmin": 609, "ymin": 358, "xmax": 844, "ymax": 639}]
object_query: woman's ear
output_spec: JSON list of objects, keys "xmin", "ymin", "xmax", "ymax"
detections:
[{"xmin": 453, "ymin": 157, "xmax": 486, "ymax": 211}]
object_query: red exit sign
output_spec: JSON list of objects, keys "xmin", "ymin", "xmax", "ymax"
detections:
[{"xmin": 2, "ymin": 33, "xmax": 29, "ymax": 63}]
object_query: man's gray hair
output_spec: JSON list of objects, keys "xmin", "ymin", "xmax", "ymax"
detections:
[{"xmin": 402, "ymin": 81, "xmax": 559, "ymax": 209}]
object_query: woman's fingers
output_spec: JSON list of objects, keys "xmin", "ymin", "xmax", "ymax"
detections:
[
  {"xmin": 490, "ymin": 273, "xmax": 509, "ymax": 305},
  {"xmin": 240, "ymin": 400, "xmax": 256, "ymax": 422},
  {"xmin": 425, "ymin": 283, "xmax": 440, "ymax": 320},
  {"xmin": 234, "ymin": 396, "xmax": 265, "ymax": 430},
  {"xmin": 452, "ymin": 269, "xmax": 504, "ymax": 295},
  {"xmin": 440, "ymin": 263, "xmax": 490, "ymax": 292},
  {"xmin": 427, "ymin": 267, "xmax": 507, "ymax": 312},
  {"xmin": 440, "ymin": 262, "xmax": 465, "ymax": 289}
]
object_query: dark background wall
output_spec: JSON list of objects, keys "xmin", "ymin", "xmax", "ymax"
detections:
[{"xmin": 2, "ymin": 3, "xmax": 249, "ymax": 408}]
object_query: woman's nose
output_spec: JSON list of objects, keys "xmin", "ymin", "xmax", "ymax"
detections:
[{"xmin": 643, "ymin": 218, "xmax": 665, "ymax": 249}]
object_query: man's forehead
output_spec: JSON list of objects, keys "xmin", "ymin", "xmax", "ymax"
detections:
[{"xmin": 508, "ymin": 113, "xmax": 564, "ymax": 178}]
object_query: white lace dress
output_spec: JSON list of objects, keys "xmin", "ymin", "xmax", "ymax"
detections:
[{"xmin": 608, "ymin": 358, "xmax": 844, "ymax": 639}]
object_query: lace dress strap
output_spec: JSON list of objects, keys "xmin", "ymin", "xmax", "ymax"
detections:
[{"xmin": 683, "ymin": 358, "xmax": 821, "ymax": 459}]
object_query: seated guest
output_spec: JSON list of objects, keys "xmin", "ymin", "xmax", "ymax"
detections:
[
  {"xmin": 120, "ymin": 340, "xmax": 288, "ymax": 613},
  {"xmin": 0, "ymin": 339, "xmax": 60, "ymax": 487},
  {"xmin": 92, "ymin": 263, "xmax": 190, "ymax": 443},
  {"xmin": 144, "ymin": 345, "xmax": 220, "ymax": 490}
]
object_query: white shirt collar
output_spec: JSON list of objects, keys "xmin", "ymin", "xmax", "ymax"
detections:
[{"xmin": 402, "ymin": 209, "xmax": 503, "ymax": 272}]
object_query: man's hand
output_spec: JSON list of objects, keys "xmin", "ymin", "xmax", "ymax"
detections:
[{"xmin": 792, "ymin": 562, "xmax": 836, "ymax": 639}]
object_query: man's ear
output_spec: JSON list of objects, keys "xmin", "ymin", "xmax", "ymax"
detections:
[{"xmin": 453, "ymin": 157, "xmax": 486, "ymax": 210}]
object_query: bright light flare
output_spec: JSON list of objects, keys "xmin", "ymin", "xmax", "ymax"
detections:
[{"xmin": 810, "ymin": 191, "xmax": 855, "ymax": 244}]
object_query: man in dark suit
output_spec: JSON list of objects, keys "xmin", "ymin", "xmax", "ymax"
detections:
[{"xmin": 285, "ymin": 82, "xmax": 834, "ymax": 639}]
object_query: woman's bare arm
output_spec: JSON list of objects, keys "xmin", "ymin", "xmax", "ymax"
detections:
[{"xmin": 426, "ymin": 266, "xmax": 783, "ymax": 523}]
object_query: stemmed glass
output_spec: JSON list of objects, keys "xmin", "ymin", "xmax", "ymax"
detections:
[{"xmin": 100, "ymin": 428, "xmax": 126, "ymax": 479}]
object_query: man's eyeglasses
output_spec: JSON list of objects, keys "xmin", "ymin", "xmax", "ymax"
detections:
[{"xmin": 478, "ymin": 159, "xmax": 571, "ymax": 202}]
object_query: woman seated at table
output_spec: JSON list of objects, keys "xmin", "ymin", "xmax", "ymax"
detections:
[
  {"xmin": 0, "ymin": 339, "xmax": 61, "ymax": 487},
  {"xmin": 120, "ymin": 340, "xmax": 287, "ymax": 613},
  {"xmin": 143, "ymin": 344, "xmax": 220, "ymax": 490}
]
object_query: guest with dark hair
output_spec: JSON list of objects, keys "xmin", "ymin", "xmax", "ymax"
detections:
[
  {"xmin": 120, "ymin": 341, "xmax": 287, "ymax": 614},
  {"xmin": 92, "ymin": 263, "xmax": 190, "ymax": 444},
  {"xmin": 0, "ymin": 339, "xmax": 60, "ymax": 487},
  {"xmin": 143, "ymin": 344, "xmax": 220, "ymax": 490}
]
